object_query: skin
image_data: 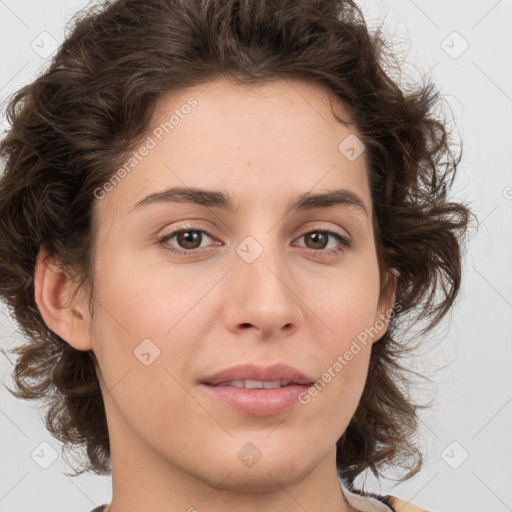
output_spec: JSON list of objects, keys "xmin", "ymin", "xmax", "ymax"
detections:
[{"xmin": 35, "ymin": 77, "xmax": 397, "ymax": 512}]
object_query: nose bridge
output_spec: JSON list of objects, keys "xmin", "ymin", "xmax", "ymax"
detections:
[
  {"xmin": 236, "ymin": 231, "xmax": 289, "ymax": 299},
  {"xmin": 224, "ymin": 229, "xmax": 303, "ymax": 337}
]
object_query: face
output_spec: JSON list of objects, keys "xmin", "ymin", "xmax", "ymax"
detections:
[{"xmin": 83, "ymin": 78, "xmax": 395, "ymax": 493}]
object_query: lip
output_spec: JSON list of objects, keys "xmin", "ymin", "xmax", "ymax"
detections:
[
  {"xmin": 201, "ymin": 384, "xmax": 311, "ymax": 416},
  {"xmin": 200, "ymin": 363, "xmax": 315, "ymax": 416}
]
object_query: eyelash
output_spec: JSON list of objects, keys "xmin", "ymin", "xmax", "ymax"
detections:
[{"xmin": 157, "ymin": 225, "xmax": 353, "ymax": 257}]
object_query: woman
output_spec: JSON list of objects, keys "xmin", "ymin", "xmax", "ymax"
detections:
[{"xmin": 0, "ymin": 1, "xmax": 471, "ymax": 511}]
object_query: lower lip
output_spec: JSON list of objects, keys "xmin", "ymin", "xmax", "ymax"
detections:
[{"xmin": 201, "ymin": 384, "xmax": 310, "ymax": 416}]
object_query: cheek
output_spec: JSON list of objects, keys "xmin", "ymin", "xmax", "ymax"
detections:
[
  {"xmin": 308, "ymin": 273, "xmax": 380, "ymax": 406},
  {"xmin": 89, "ymin": 262, "xmax": 208, "ymax": 394},
  {"xmin": 91, "ymin": 258, "xmax": 180, "ymax": 338},
  {"xmin": 314, "ymin": 337, "xmax": 372, "ymax": 425},
  {"xmin": 312, "ymin": 271, "xmax": 381, "ymax": 342}
]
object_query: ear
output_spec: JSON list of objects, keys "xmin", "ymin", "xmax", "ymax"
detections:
[
  {"xmin": 34, "ymin": 246, "xmax": 93, "ymax": 351},
  {"xmin": 371, "ymin": 267, "xmax": 399, "ymax": 344}
]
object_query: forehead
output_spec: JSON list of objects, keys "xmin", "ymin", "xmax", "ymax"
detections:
[
  {"xmin": 93, "ymin": 77, "xmax": 371, "ymax": 225},
  {"xmin": 153, "ymin": 77, "xmax": 356, "ymax": 150}
]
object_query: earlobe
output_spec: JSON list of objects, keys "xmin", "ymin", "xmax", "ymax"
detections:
[{"xmin": 34, "ymin": 247, "xmax": 92, "ymax": 351}]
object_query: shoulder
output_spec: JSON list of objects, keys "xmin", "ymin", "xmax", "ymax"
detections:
[
  {"xmin": 383, "ymin": 495, "xmax": 431, "ymax": 512},
  {"xmin": 343, "ymin": 486, "xmax": 431, "ymax": 512}
]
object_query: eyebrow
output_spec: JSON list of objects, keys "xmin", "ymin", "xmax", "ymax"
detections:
[{"xmin": 129, "ymin": 186, "xmax": 369, "ymax": 217}]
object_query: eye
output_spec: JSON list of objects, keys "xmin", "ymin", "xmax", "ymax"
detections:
[
  {"xmin": 294, "ymin": 229, "xmax": 353, "ymax": 255},
  {"xmin": 157, "ymin": 226, "xmax": 353, "ymax": 257},
  {"xmin": 158, "ymin": 227, "xmax": 217, "ymax": 255}
]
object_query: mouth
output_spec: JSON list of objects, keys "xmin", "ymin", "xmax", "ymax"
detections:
[
  {"xmin": 212, "ymin": 379, "xmax": 301, "ymax": 389},
  {"xmin": 200, "ymin": 363, "xmax": 315, "ymax": 416}
]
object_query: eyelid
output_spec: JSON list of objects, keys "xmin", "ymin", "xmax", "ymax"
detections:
[{"xmin": 296, "ymin": 222, "xmax": 349, "ymax": 239}]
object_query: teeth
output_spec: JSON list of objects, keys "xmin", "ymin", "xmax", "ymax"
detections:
[
  {"xmin": 262, "ymin": 381, "xmax": 284, "ymax": 389},
  {"xmin": 217, "ymin": 380, "xmax": 244, "ymax": 388},
  {"xmin": 216, "ymin": 380, "xmax": 291, "ymax": 388}
]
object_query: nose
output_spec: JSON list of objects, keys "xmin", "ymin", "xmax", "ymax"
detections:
[{"xmin": 222, "ymin": 243, "xmax": 304, "ymax": 340}]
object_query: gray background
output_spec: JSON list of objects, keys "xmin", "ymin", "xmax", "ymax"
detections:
[{"xmin": 0, "ymin": 1, "xmax": 511, "ymax": 511}]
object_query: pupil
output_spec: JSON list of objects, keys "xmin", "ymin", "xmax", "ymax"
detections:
[
  {"xmin": 307, "ymin": 232, "xmax": 327, "ymax": 249},
  {"xmin": 178, "ymin": 231, "xmax": 200, "ymax": 249}
]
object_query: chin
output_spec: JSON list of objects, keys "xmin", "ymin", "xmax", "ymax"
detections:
[
  {"xmin": 212, "ymin": 464, "xmax": 310, "ymax": 494},
  {"xmin": 200, "ymin": 446, "xmax": 316, "ymax": 494}
]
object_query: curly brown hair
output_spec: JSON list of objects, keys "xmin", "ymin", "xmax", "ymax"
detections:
[{"xmin": 0, "ymin": 0, "xmax": 472, "ymax": 489}]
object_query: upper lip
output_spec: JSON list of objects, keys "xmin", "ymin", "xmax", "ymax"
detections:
[{"xmin": 201, "ymin": 363, "xmax": 314, "ymax": 386}]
